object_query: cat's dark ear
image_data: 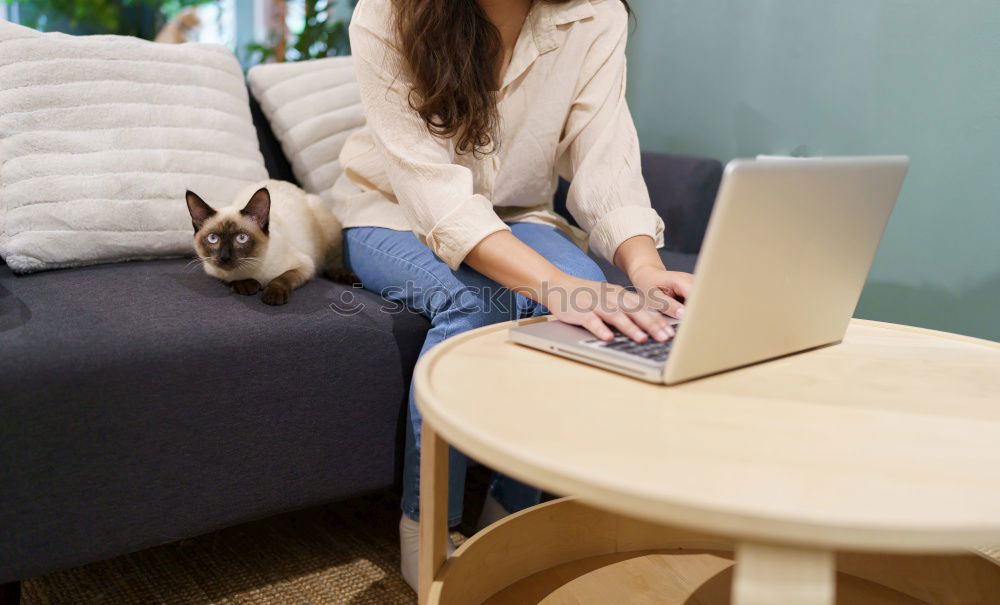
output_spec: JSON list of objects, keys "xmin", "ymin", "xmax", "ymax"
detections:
[
  {"xmin": 185, "ymin": 190, "xmax": 216, "ymax": 232},
  {"xmin": 241, "ymin": 187, "xmax": 270, "ymax": 234}
]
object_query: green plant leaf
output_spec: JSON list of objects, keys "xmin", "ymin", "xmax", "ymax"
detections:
[{"xmin": 245, "ymin": 0, "xmax": 354, "ymax": 63}]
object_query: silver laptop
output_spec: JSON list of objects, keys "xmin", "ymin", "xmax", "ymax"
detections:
[{"xmin": 509, "ymin": 156, "xmax": 909, "ymax": 384}]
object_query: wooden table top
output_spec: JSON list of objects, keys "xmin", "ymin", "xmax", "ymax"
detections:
[{"xmin": 414, "ymin": 319, "xmax": 1000, "ymax": 553}]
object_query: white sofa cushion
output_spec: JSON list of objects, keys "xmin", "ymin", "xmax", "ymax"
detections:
[
  {"xmin": 0, "ymin": 20, "xmax": 268, "ymax": 274},
  {"xmin": 247, "ymin": 56, "xmax": 364, "ymax": 207}
]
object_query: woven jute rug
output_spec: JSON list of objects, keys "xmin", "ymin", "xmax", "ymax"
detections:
[{"xmin": 21, "ymin": 485, "xmax": 481, "ymax": 605}]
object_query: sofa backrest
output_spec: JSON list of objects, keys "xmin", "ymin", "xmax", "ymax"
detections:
[
  {"xmin": 553, "ymin": 152, "xmax": 722, "ymax": 254},
  {"xmin": 249, "ymin": 87, "xmax": 299, "ymax": 186}
]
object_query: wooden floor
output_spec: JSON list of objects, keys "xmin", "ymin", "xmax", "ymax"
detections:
[{"xmin": 485, "ymin": 550, "xmax": 923, "ymax": 605}]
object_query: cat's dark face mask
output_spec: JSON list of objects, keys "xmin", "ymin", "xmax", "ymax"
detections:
[{"xmin": 185, "ymin": 188, "xmax": 270, "ymax": 270}]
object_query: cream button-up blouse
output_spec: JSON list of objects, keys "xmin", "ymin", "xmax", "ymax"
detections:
[{"xmin": 331, "ymin": 0, "xmax": 664, "ymax": 270}]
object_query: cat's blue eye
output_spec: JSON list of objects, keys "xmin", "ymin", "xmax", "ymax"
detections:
[
  {"xmin": 206, "ymin": 233, "xmax": 219, "ymax": 244},
  {"xmin": 236, "ymin": 233, "xmax": 250, "ymax": 244}
]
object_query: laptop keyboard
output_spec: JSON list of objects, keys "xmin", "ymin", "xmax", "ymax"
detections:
[{"xmin": 583, "ymin": 327, "xmax": 677, "ymax": 363}]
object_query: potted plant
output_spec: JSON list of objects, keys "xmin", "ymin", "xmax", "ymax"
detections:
[{"xmin": 247, "ymin": 0, "xmax": 357, "ymax": 63}]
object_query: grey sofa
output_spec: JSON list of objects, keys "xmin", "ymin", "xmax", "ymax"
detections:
[{"xmin": 0, "ymin": 90, "xmax": 722, "ymax": 598}]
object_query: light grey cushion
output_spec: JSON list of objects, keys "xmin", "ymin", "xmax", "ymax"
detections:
[
  {"xmin": 0, "ymin": 21, "xmax": 268, "ymax": 274},
  {"xmin": 247, "ymin": 56, "xmax": 365, "ymax": 206}
]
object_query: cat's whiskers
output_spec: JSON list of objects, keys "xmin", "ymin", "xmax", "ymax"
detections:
[{"xmin": 184, "ymin": 256, "xmax": 209, "ymax": 272}]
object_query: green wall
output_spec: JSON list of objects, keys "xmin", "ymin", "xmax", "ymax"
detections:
[{"xmin": 626, "ymin": 0, "xmax": 1000, "ymax": 341}]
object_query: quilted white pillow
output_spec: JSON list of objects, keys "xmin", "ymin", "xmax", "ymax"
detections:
[
  {"xmin": 247, "ymin": 56, "xmax": 364, "ymax": 206},
  {"xmin": 0, "ymin": 21, "xmax": 268, "ymax": 274}
]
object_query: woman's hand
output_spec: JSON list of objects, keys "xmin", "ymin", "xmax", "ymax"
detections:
[
  {"xmin": 628, "ymin": 265, "xmax": 693, "ymax": 320},
  {"xmin": 540, "ymin": 275, "xmax": 675, "ymax": 343},
  {"xmin": 463, "ymin": 231, "xmax": 681, "ymax": 342}
]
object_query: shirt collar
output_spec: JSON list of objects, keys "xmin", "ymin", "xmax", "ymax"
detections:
[
  {"xmin": 545, "ymin": 0, "xmax": 598, "ymax": 27},
  {"xmin": 530, "ymin": 0, "xmax": 597, "ymax": 53},
  {"xmin": 500, "ymin": 0, "xmax": 596, "ymax": 90}
]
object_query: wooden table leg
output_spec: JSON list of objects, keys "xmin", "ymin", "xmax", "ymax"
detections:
[
  {"xmin": 732, "ymin": 542, "xmax": 835, "ymax": 605},
  {"xmin": 418, "ymin": 424, "xmax": 449, "ymax": 605}
]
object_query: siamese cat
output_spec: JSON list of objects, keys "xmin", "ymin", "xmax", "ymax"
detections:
[{"xmin": 185, "ymin": 180, "xmax": 353, "ymax": 305}]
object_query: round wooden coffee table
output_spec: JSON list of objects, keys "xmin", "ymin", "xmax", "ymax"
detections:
[{"xmin": 413, "ymin": 318, "xmax": 1000, "ymax": 604}]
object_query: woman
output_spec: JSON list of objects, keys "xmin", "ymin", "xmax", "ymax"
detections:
[{"xmin": 331, "ymin": 0, "xmax": 694, "ymax": 588}]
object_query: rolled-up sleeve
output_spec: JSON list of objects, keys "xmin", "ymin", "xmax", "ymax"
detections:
[
  {"xmin": 556, "ymin": 7, "xmax": 664, "ymax": 264},
  {"xmin": 349, "ymin": 7, "xmax": 509, "ymax": 269}
]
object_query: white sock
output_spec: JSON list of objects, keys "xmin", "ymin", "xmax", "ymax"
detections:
[
  {"xmin": 399, "ymin": 514, "xmax": 456, "ymax": 592},
  {"xmin": 476, "ymin": 494, "xmax": 511, "ymax": 531}
]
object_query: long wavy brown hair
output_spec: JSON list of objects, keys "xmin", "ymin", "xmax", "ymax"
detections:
[{"xmin": 393, "ymin": 0, "xmax": 630, "ymax": 156}]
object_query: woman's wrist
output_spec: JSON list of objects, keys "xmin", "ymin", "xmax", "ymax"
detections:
[
  {"xmin": 534, "ymin": 270, "xmax": 586, "ymax": 309},
  {"xmin": 613, "ymin": 235, "xmax": 666, "ymax": 281},
  {"xmin": 628, "ymin": 263, "xmax": 665, "ymax": 285}
]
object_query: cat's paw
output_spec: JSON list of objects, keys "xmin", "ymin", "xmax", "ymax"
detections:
[
  {"xmin": 328, "ymin": 267, "xmax": 360, "ymax": 285},
  {"xmin": 261, "ymin": 283, "xmax": 290, "ymax": 305},
  {"xmin": 230, "ymin": 279, "xmax": 260, "ymax": 296}
]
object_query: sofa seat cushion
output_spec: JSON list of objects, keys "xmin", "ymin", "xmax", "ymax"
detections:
[{"xmin": 0, "ymin": 259, "xmax": 428, "ymax": 581}]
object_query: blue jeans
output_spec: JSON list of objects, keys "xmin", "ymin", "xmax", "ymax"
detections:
[{"xmin": 343, "ymin": 223, "xmax": 606, "ymax": 525}]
